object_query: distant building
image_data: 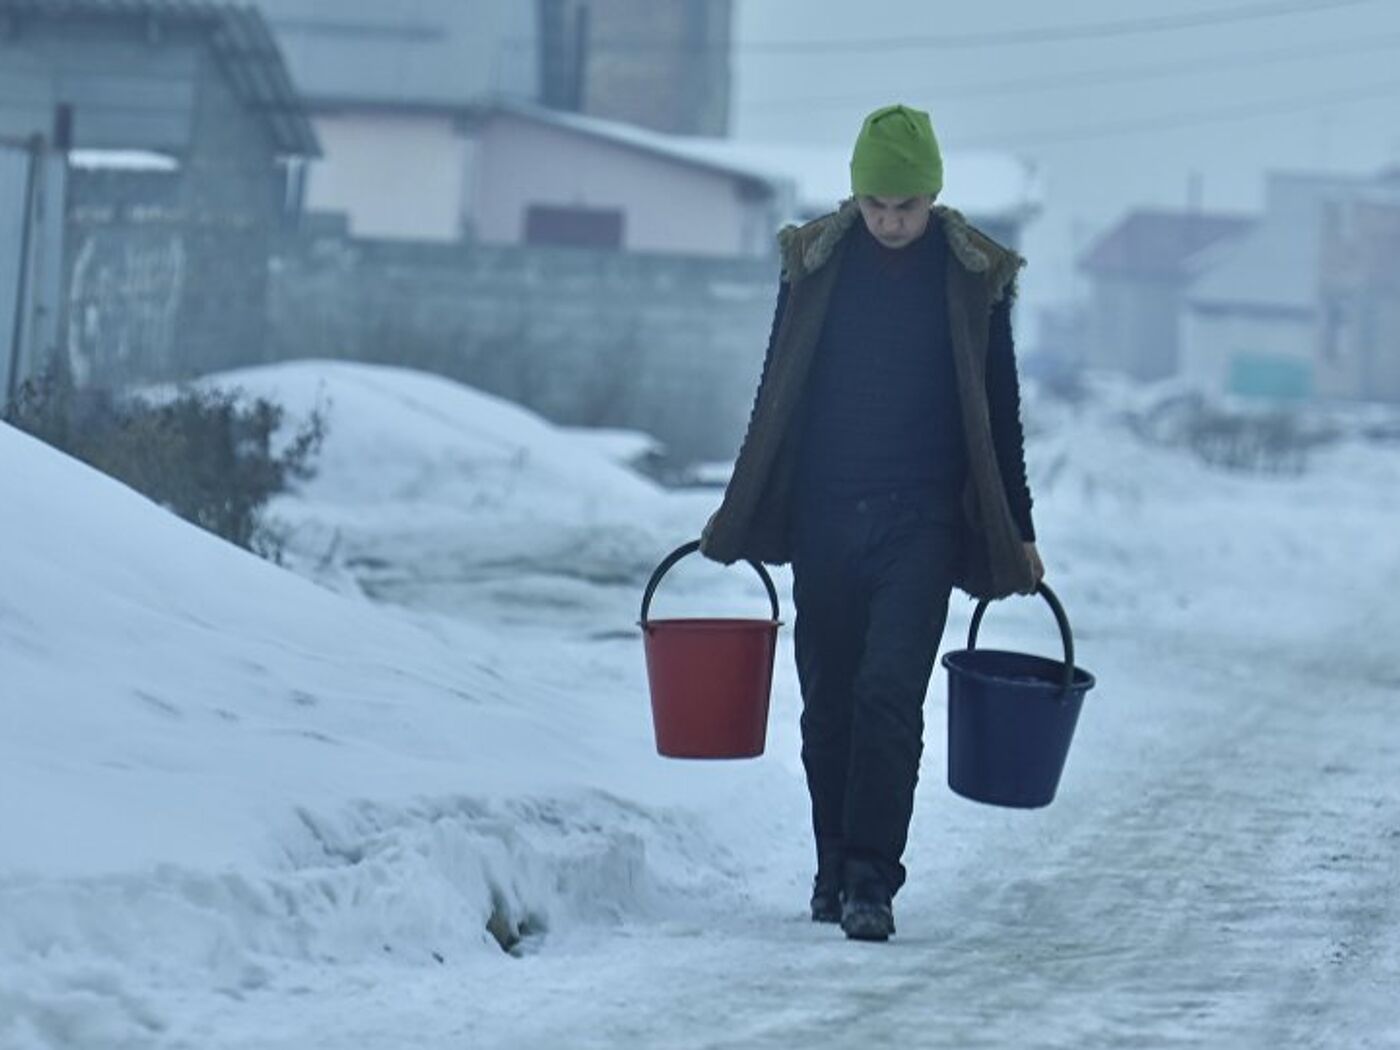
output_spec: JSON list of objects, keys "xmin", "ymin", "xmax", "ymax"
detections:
[
  {"xmin": 1078, "ymin": 209, "xmax": 1254, "ymax": 383},
  {"xmin": 1183, "ymin": 171, "xmax": 1400, "ymax": 402},
  {"xmin": 1319, "ymin": 189, "xmax": 1400, "ymax": 403},
  {"xmin": 0, "ymin": 0, "xmax": 317, "ymax": 392},
  {"xmin": 667, "ymin": 139, "xmax": 1043, "ymax": 247},
  {"xmin": 465, "ymin": 102, "xmax": 1041, "ymax": 258},
  {"xmin": 251, "ymin": 0, "xmax": 537, "ymax": 243},
  {"xmin": 539, "ymin": 0, "xmax": 732, "ymax": 137},
  {"xmin": 252, "ymin": 0, "xmax": 733, "ymax": 243},
  {"xmin": 254, "ymin": 1, "xmax": 1033, "ymax": 256},
  {"xmin": 467, "ymin": 101, "xmax": 787, "ymax": 257}
]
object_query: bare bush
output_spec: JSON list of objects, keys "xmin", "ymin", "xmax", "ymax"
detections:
[{"xmin": 5, "ymin": 361, "xmax": 326, "ymax": 560}]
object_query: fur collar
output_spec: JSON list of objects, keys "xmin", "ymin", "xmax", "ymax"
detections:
[{"xmin": 777, "ymin": 198, "xmax": 1025, "ymax": 303}]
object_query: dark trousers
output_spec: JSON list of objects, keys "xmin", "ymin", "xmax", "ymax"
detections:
[{"xmin": 791, "ymin": 488, "xmax": 960, "ymax": 896}]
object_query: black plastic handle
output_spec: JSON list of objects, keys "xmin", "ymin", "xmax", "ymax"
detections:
[
  {"xmin": 639, "ymin": 540, "xmax": 781, "ymax": 625},
  {"xmin": 966, "ymin": 581, "xmax": 1076, "ymax": 691}
]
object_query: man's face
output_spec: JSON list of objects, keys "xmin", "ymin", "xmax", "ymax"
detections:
[{"xmin": 856, "ymin": 194, "xmax": 935, "ymax": 249}]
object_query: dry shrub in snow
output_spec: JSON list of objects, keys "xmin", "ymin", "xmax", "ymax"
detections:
[{"xmin": 4, "ymin": 361, "xmax": 325, "ymax": 560}]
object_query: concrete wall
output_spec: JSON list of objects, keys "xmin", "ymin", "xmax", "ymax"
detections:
[
  {"xmin": 471, "ymin": 115, "xmax": 771, "ymax": 257},
  {"xmin": 65, "ymin": 169, "xmax": 188, "ymax": 385},
  {"xmin": 268, "ymin": 233, "xmax": 779, "ymax": 460},
  {"xmin": 63, "ymin": 43, "xmax": 289, "ymax": 387},
  {"xmin": 304, "ymin": 112, "xmax": 470, "ymax": 241}
]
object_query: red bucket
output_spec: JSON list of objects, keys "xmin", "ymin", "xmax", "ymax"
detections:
[{"xmin": 638, "ymin": 540, "xmax": 782, "ymax": 759}]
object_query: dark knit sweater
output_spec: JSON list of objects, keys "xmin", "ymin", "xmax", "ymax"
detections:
[{"xmin": 776, "ymin": 220, "xmax": 1035, "ymax": 541}]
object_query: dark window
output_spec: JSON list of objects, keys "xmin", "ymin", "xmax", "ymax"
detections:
[{"xmin": 525, "ymin": 204, "xmax": 624, "ymax": 249}]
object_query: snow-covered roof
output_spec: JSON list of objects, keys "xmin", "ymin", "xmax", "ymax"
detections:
[
  {"xmin": 68, "ymin": 150, "xmax": 180, "ymax": 173},
  {"xmin": 478, "ymin": 100, "xmax": 785, "ymax": 196}
]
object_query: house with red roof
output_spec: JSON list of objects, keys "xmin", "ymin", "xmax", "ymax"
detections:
[{"xmin": 1078, "ymin": 208, "xmax": 1254, "ymax": 383}]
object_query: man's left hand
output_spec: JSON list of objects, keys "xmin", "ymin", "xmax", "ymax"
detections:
[{"xmin": 1022, "ymin": 542, "xmax": 1045, "ymax": 594}]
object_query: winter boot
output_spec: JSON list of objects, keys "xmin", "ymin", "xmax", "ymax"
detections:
[
  {"xmin": 810, "ymin": 847, "xmax": 844, "ymax": 923},
  {"xmin": 810, "ymin": 871, "xmax": 842, "ymax": 924},
  {"xmin": 841, "ymin": 860, "xmax": 895, "ymax": 942},
  {"xmin": 812, "ymin": 856, "xmax": 840, "ymax": 918}
]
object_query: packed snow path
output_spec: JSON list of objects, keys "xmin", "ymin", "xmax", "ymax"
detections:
[
  {"xmin": 247, "ymin": 383, "xmax": 1399, "ymax": 1050},
  {"xmin": 194, "ymin": 606, "xmax": 1399, "ymax": 1050},
  {"xmin": 5, "ymin": 365, "xmax": 1397, "ymax": 1048}
]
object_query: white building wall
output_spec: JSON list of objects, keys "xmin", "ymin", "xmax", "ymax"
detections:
[
  {"xmin": 304, "ymin": 112, "xmax": 468, "ymax": 241},
  {"xmin": 1181, "ymin": 308, "xmax": 1316, "ymax": 397},
  {"xmin": 471, "ymin": 117, "xmax": 756, "ymax": 257},
  {"xmin": 1182, "ymin": 171, "xmax": 1400, "ymax": 400}
]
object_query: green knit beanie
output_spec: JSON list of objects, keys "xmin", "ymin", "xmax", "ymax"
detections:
[{"xmin": 849, "ymin": 104, "xmax": 943, "ymax": 198}]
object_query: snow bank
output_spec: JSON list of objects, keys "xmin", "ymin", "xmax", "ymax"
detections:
[
  {"xmin": 0, "ymin": 413, "xmax": 748, "ymax": 1048},
  {"xmin": 188, "ymin": 361, "xmax": 670, "ymax": 605},
  {"xmin": 10, "ymin": 357, "xmax": 1397, "ymax": 1048}
]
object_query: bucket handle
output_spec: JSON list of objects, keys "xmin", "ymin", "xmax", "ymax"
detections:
[
  {"xmin": 639, "ymin": 540, "xmax": 781, "ymax": 625},
  {"xmin": 967, "ymin": 582, "xmax": 1077, "ymax": 692}
]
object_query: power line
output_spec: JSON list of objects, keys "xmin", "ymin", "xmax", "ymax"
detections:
[
  {"xmin": 536, "ymin": 0, "xmax": 1378, "ymax": 55},
  {"xmin": 945, "ymin": 77, "xmax": 1400, "ymax": 150},
  {"xmin": 745, "ymin": 31, "xmax": 1400, "ymax": 112}
]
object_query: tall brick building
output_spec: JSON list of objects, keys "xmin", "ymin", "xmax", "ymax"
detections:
[{"xmin": 539, "ymin": 0, "xmax": 733, "ymax": 137}]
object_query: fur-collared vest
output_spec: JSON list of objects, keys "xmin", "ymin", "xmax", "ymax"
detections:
[{"xmin": 699, "ymin": 199, "xmax": 1036, "ymax": 601}]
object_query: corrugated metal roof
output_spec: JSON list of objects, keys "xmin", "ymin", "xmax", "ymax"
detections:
[
  {"xmin": 479, "ymin": 100, "xmax": 784, "ymax": 198},
  {"xmin": 0, "ymin": 0, "xmax": 320, "ymax": 156}
]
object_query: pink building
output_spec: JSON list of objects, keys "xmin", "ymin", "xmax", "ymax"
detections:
[
  {"xmin": 300, "ymin": 95, "xmax": 1041, "ymax": 260},
  {"xmin": 467, "ymin": 102, "xmax": 786, "ymax": 257},
  {"xmin": 464, "ymin": 101, "xmax": 1040, "ymax": 259}
]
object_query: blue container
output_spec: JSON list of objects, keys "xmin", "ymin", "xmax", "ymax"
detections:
[{"xmin": 941, "ymin": 583, "xmax": 1096, "ymax": 809}]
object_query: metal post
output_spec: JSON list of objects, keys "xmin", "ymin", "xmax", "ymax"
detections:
[
  {"xmin": 572, "ymin": 4, "xmax": 589, "ymax": 111},
  {"xmin": 5, "ymin": 133, "xmax": 42, "ymax": 408}
]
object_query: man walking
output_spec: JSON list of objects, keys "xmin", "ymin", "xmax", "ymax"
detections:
[{"xmin": 700, "ymin": 104, "xmax": 1044, "ymax": 942}]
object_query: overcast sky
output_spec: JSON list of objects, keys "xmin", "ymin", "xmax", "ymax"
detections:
[{"xmin": 730, "ymin": 0, "xmax": 1400, "ymax": 334}]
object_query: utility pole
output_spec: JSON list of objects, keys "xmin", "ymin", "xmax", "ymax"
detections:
[
  {"xmin": 4, "ymin": 132, "xmax": 42, "ymax": 409},
  {"xmin": 571, "ymin": 3, "xmax": 590, "ymax": 112},
  {"xmin": 4, "ymin": 103, "xmax": 72, "ymax": 407}
]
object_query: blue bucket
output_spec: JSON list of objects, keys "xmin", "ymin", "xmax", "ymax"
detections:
[{"xmin": 941, "ymin": 583, "xmax": 1096, "ymax": 809}]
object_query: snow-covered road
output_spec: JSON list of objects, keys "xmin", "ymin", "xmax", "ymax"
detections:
[
  {"xmin": 180, "ymin": 613, "xmax": 1399, "ymax": 1050},
  {"xmin": 249, "ymin": 393, "xmax": 1400, "ymax": 1050},
  {"xmin": 6, "ymin": 364, "xmax": 1397, "ymax": 1049}
]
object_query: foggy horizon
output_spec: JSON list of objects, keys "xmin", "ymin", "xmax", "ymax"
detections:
[{"xmin": 732, "ymin": 0, "xmax": 1400, "ymax": 314}]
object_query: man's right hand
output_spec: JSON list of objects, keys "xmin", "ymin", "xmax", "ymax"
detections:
[{"xmin": 699, "ymin": 509, "xmax": 719, "ymax": 552}]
